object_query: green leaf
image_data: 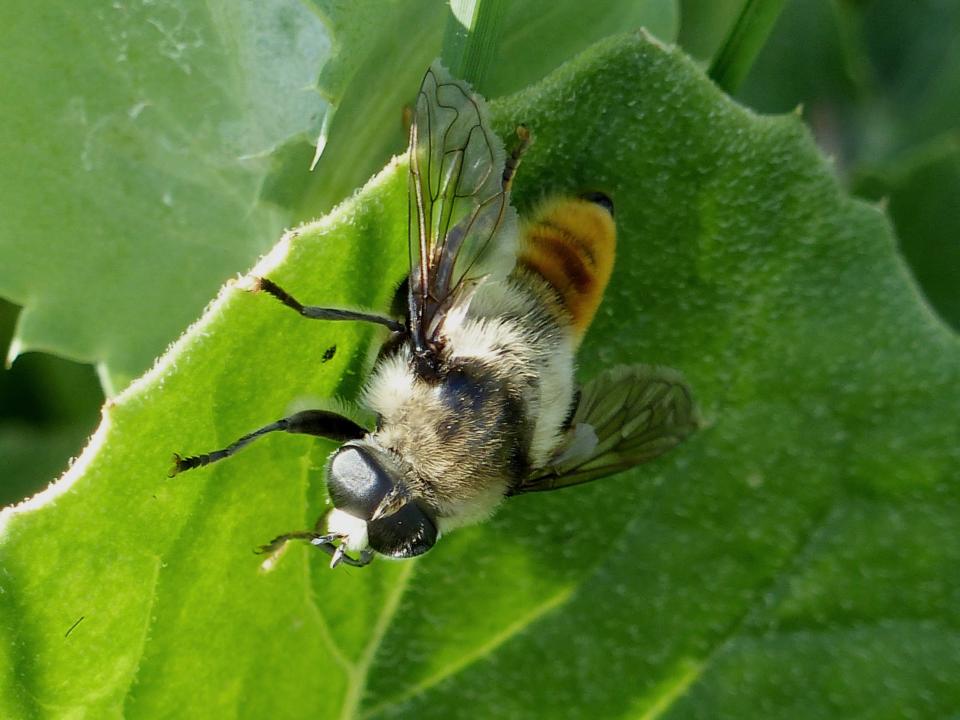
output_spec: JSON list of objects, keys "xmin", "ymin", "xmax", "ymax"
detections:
[
  {"xmin": 441, "ymin": 0, "xmax": 510, "ymax": 89},
  {"xmin": 480, "ymin": 0, "xmax": 678, "ymax": 97},
  {"xmin": 0, "ymin": 0, "xmax": 332, "ymax": 393},
  {"xmin": 293, "ymin": 0, "xmax": 447, "ymax": 229},
  {"xmin": 854, "ymin": 138, "xmax": 960, "ymax": 331},
  {"xmin": 2, "ymin": 31, "xmax": 959, "ymax": 719},
  {"xmin": 854, "ymin": 0, "xmax": 960, "ymax": 157},
  {"xmin": 676, "ymin": 0, "xmax": 751, "ymax": 63},
  {"xmin": 736, "ymin": 0, "xmax": 960, "ymax": 165},
  {"xmin": 733, "ymin": 0, "xmax": 857, "ymax": 122},
  {"xmin": 0, "ymin": 426, "xmax": 90, "ymax": 508},
  {"xmin": 734, "ymin": 0, "xmax": 960, "ymax": 332},
  {"xmin": 0, "ymin": 301, "xmax": 102, "ymax": 506},
  {"xmin": 707, "ymin": 0, "xmax": 788, "ymax": 93}
]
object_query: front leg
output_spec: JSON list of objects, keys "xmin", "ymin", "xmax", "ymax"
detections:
[
  {"xmin": 257, "ymin": 530, "xmax": 374, "ymax": 569},
  {"xmin": 170, "ymin": 409, "xmax": 367, "ymax": 476}
]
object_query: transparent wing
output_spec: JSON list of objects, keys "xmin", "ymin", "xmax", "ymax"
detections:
[
  {"xmin": 513, "ymin": 365, "xmax": 700, "ymax": 494},
  {"xmin": 407, "ymin": 62, "xmax": 518, "ymax": 354}
]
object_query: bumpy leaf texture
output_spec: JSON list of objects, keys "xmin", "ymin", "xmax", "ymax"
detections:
[{"xmin": 1, "ymin": 33, "xmax": 958, "ymax": 719}]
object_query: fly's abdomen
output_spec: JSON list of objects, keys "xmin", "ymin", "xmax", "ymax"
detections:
[{"xmin": 517, "ymin": 195, "xmax": 616, "ymax": 342}]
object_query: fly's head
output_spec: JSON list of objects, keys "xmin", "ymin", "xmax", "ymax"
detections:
[{"xmin": 325, "ymin": 440, "xmax": 438, "ymax": 561}]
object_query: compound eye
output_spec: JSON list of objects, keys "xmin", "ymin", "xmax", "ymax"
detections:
[
  {"xmin": 326, "ymin": 444, "xmax": 395, "ymax": 520},
  {"xmin": 367, "ymin": 502, "xmax": 438, "ymax": 558}
]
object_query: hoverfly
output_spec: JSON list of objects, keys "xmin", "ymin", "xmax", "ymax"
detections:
[{"xmin": 172, "ymin": 63, "xmax": 698, "ymax": 568}]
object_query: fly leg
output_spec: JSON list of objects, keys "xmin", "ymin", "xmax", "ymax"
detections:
[
  {"xmin": 256, "ymin": 530, "xmax": 337, "ymax": 556},
  {"xmin": 502, "ymin": 125, "xmax": 533, "ymax": 191},
  {"xmin": 170, "ymin": 410, "xmax": 367, "ymax": 476},
  {"xmin": 257, "ymin": 530, "xmax": 374, "ymax": 568},
  {"xmin": 246, "ymin": 276, "xmax": 404, "ymax": 332},
  {"xmin": 328, "ymin": 543, "xmax": 374, "ymax": 569}
]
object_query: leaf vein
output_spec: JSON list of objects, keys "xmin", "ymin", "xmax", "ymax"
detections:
[
  {"xmin": 295, "ymin": 449, "xmax": 353, "ymax": 673},
  {"xmin": 119, "ymin": 553, "xmax": 164, "ymax": 715},
  {"xmin": 637, "ymin": 501, "xmax": 844, "ymax": 718},
  {"xmin": 339, "ymin": 561, "xmax": 417, "ymax": 720},
  {"xmin": 361, "ymin": 584, "xmax": 575, "ymax": 719}
]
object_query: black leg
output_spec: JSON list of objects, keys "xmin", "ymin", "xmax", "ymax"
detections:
[
  {"xmin": 249, "ymin": 276, "xmax": 404, "ymax": 333},
  {"xmin": 170, "ymin": 410, "xmax": 367, "ymax": 476}
]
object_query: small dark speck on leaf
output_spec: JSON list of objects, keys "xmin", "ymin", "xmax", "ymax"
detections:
[
  {"xmin": 322, "ymin": 345, "xmax": 337, "ymax": 363},
  {"xmin": 65, "ymin": 615, "xmax": 85, "ymax": 638}
]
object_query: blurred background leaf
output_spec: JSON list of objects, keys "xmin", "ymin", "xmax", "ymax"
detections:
[
  {"xmin": 0, "ymin": 0, "xmax": 331, "ymax": 394},
  {"xmin": 678, "ymin": 0, "xmax": 753, "ymax": 62},
  {"xmin": 0, "ymin": 300, "xmax": 101, "ymax": 507},
  {"xmin": 737, "ymin": 0, "xmax": 960, "ymax": 329},
  {"xmin": 477, "ymin": 0, "xmax": 678, "ymax": 95}
]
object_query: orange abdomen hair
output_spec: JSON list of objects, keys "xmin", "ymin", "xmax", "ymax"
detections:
[{"xmin": 517, "ymin": 196, "xmax": 616, "ymax": 343}]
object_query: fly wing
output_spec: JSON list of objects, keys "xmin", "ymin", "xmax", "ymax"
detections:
[
  {"xmin": 513, "ymin": 365, "xmax": 700, "ymax": 494},
  {"xmin": 407, "ymin": 62, "xmax": 519, "ymax": 353}
]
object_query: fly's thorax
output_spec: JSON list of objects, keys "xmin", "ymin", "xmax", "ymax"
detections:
[
  {"xmin": 359, "ymin": 268, "xmax": 582, "ymax": 524},
  {"xmin": 517, "ymin": 195, "xmax": 616, "ymax": 343},
  {"xmin": 364, "ymin": 349, "xmax": 527, "ymax": 511}
]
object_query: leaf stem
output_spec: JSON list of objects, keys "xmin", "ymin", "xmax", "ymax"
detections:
[
  {"xmin": 441, "ymin": 0, "xmax": 509, "ymax": 94},
  {"xmin": 708, "ymin": 0, "xmax": 787, "ymax": 93}
]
